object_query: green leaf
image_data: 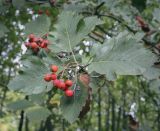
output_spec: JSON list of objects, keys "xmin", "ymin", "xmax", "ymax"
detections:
[
  {"xmin": 64, "ymin": 3, "xmax": 88, "ymax": 13},
  {"xmin": 29, "ymin": 94, "xmax": 45, "ymax": 105},
  {"xmin": 60, "ymin": 79, "xmax": 88, "ymax": 123},
  {"xmin": 7, "ymin": 99, "xmax": 34, "ymax": 111},
  {"xmin": 149, "ymin": 79, "xmax": 160, "ymax": 95},
  {"xmin": 12, "ymin": 0, "xmax": 26, "ymax": 9},
  {"xmin": 26, "ymin": 106, "xmax": 51, "ymax": 123},
  {"xmin": 49, "ymin": 11, "xmax": 103, "ymax": 53},
  {"xmin": 89, "ymin": 32, "xmax": 156, "ymax": 81},
  {"xmin": 153, "ymin": 8, "xmax": 160, "ymax": 22},
  {"xmin": 24, "ymin": 15, "xmax": 51, "ymax": 37},
  {"xmin": 8, "ymin": 57, "xmax": 52, "ymax": 95},
  {"xmin": 0, "ymin": 22, "xmax": 8, "ymax": 38},
  {"xmin": 143, "ymin": 66, "xmax": 160, "ymax": 80}
]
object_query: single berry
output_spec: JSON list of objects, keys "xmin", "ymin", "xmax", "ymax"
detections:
[
  {"xmin": 40, "ymin": 42, "xmax": 47, "ymax": 48},
  {"xmin": 44, "ymin": 74, "xmax": 52, "ymax": 82},
  {"xmin": 60, "ymin": 82, "xmax": 67, "ymax": 90},
  {"xmin": 51, "ymin": 65, "xmax": 58, "ymax": 72},
  {"xmin": 28, "ymin": 34, "xmax": 35, "ymax": 42},
  {"xmin": 31, "ymin": 42, "xmax": 39, "ymax": 49},
  {"xmin": 51, "ymin": 74, "xmax": 57, "ymax": 80},
  {"xmin": 38, "ymin": 10, "xmax": 43, "ymax": 15},
  {"xmin": 43, "ymin": 39, "xmax": 49, "ymax": 45},
  {"xmin": 45, "ymin": 10, "xmax": 50, "ymax": 16},
  {"xmin": 53, "ymin": 79, "xmax": 61, "ymax": 88},
  {"xmin": 65, "ymin": 80, "xmax": 73, "ymax": 87},
  {"xmin": 65, "ymin": 89, "xmax": 74, "ymax": 97}
]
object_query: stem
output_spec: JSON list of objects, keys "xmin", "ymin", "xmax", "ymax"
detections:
[
  {"xmin": 60, "ymin": 63, "xmax": 71, "ymax": 79},
  {"xmin": 98, "ymin": 88, "xmax": 102, "ymax": 131},
  {"xmin": 65, "ymin": 26, "xmax": 78, "ymax": 65},
  {"xmin": 98, "ymin": 13, "xmax": 137, "ymax": 33},
  {"xmin": 88, "ymin": 34, "xmax": 103, "ymax": 43}
]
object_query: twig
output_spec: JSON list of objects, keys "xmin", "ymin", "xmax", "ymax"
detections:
[
  {"xmin": 96, "ymin": 26, "xmax": 113, "ymax": 37},
  {"xmin": 94, "ymin": 2, "xmax": 105, "ymax": 15},
  {"xmin": 88, "ymin": 34, "xmax": 103, "ymax": 44},
  {"xmin": 98, "ymin": 13, "xmax": 137, "ymax": 33}
]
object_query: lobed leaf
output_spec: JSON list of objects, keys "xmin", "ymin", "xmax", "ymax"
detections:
[
  {"xmin": 89, "ymin": 32, "xmax": 157, "ymax": 81},
  {"xmin": 8, "ymin": 57, "xmax": 53, "ymax": 95},
  {"xmin": 49, "ymin": 11, "xmax": 103, "ymax": 53}
]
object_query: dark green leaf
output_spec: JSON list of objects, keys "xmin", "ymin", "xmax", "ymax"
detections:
[{"xmin": 60, "ymin": 79, "xmax": 88, "ymax": 123}]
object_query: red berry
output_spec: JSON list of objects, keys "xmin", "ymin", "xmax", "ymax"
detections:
[
  {"xmin": 51, "ymin": 74, "xmax": 57, "ymax": 80},
  {"xmin": 60, "ymin": 82, "xmax": 67, "ymax": 90},
  {"xmin": 43, "ymin": 39, "xmax": 49, "ymax": 45},
  {"xmin": 28, "ymin": 34, "xmax": 35, "ymax": 42},
  {"xmin": 31, "ymin": 42, "xmax": 38, "ymax": 49},
  {"xmin": 53, "ymin": 79, "xmax": 61, "ymax": 88},
  {"xmin": 45, "ymin": 10, "xmax": 50, "ymax": 16},
  {"xmin": 65, "ymin": 80, "xmax": 73, "ymax": 87},
  {"xmin": 44, "ymin": 74, "xmax": 52, "ymax": 82},
  {"xmin": 51, "ymin": 65, "xmax": 58, "ymax": 72},
  {"xmin": 65, "ymin": 89, "xmax": 74, "ymax": 97},
  {"xmin": 38, "ymin": 10, "xmax": 43, "ymax": 15},
  {"xmin": 40, "ymin": 42, "xmax": 47, "ymax": 48}
]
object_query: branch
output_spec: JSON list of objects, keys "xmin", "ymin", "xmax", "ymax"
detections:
[
  {"xmin": 18, "ymin": 110, "xmax": 24, "ymax": 131},
  {"xmin": 98, "ymin": 13, "xmax": 137, "ymax": 34},
  {"xmin": 94, "ymin": 2, "xmax": 105, "ymax": 15}
]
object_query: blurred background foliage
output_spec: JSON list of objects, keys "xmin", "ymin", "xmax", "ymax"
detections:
[{"xmin": 0, "ymin": 0, "xmax": 160, "ymax": 131}]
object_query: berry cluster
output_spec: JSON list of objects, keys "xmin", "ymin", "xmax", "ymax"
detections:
[
  {"xmin": 44, "ymin": 65, "xmax": 74, "ymax": 97},
  {"xmin": 25, "ymin": 34, "xmax": 49, "ymax": 53},
  {"xmin": 38, "ymin": 9, "xmax": 50, "ymax": 16}
]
